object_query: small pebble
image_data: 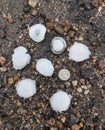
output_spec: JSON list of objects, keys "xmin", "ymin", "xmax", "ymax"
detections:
[
  {"xmin": 78, "ymin": 35, "xmax": 83, "ymax": 41},
  {"xmin": 77, "ymin": 87, "xmax": 82, "ymax": 93},
  {"xmin": 0, "ymin": 67, "xmax": 7, "ymax": 72},
  {"xmin": 79, "ymin": 122, "xmax": 83, "ymax": 128},
  {"xmin": 61, "ymin": 116, "xmax": 66, "ymax": 123},
  {"xmin": 32, "ymin": 9, "xmax": 38, "ymax": 16},
  {"xmin": 92, "ymin": 0, "xmax": 99, "ymax": 7},
  {"xmin": 98, "ymin": 60, "xmax": 105, "ymax": 69},
  {"xmin": 72, "ymin": 80, "xmax": 78, "ymax": 87},
  {"xmin": 81, "ymin": 85, "xmax": 87, "ymax": 89},
  {"xmin": 16, "ymin": 101, "xmax": 22, "ymax": 107},
  {"xmin": 84, "ymin": 90, "xmax": 89, "ymax": 95},
  {"xmin": 69, "ymin": 31, "xmax": 75, "ymax": 39},
  {"xmin": 8, "ymin": 18, "xmax": 14, "ymax": 24},
  {"xmin": 76, "ymin": 111, "xmax": 81, "ymax": 118},
  {"xmin": 71, "ymin": 124, "xmax": 81, "ymax": 130},
  {"xmin": 50, "ymin": 127, "xmax": 58, "ymax": 130},
  {"xmin": 14, "ymin": 76, "xmax": 19, "ymax": 82},
  {"xmin": 58, "ymin": 69, "xmax": 70, "ymax": 81},
  {"xmin": 47, "ymin": 118, "xmax": 55, "ymax": 126},
  {"xmin": 57, "ymin": 121, "xmax": 63, "ymax": 129},
  {"xmin": 7, "ymin": 77, "xmax": 14, "ymax": 85},
  {"xmin": 0, "ymin": 56, "xmax": 6, "ymax": 64},
  {"xmin": 54, "ymin": 24, "xmax": 64, "ymax": 34},
  {"xmin": 28, "ymin": 0, "xmax": 38, "ymax": 8},
  {"xmin": 46, "ymin": 22, "xmax": 54, "ymax": 30}
]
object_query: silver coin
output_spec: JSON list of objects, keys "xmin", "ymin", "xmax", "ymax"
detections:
[
  {"xmin": 58, "ymin": 69, "xmax": 70, "ymax": 81},
  {"xmin": 51, "ymin": 37, "xmax": 67, "ymax": 54}
]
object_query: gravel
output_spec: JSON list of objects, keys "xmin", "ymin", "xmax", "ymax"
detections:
[{"xmin": 0, "ymin": 0, "xmax": 105, "ymax": 129}]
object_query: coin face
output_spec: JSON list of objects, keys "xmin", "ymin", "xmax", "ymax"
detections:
[
  {"xmin": 51, "ymin": 37, "xmax": 67, "ymax": 54},
  {"xmin": 58, "ymin": 69, "xmax": 70, "ymax": 81}
]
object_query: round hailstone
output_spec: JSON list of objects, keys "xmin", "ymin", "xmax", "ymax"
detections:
[
  {"xmin": 36, "ymin": 58, "xmax": 54, "ymax": 77},
  {"xmin": 51, "ymin": 37, "xmax": 67, "ymax": 54},
  {"xmin": 16, "ymin": 79, "xmax": 36, "ymax": 98},
  {"xmin": 12, "ymin": 46, "xmax": 31, "ymax": 70},
  {"xmin": 29, "ymin": 23, "xmax": 46, "ymax": 42},
  {"xmin": 69, "ymin": 42, "xmax": 91, "ymax": 62},
  {"xmin": 50, "ymin": 91, "xmax": 72, "ymax": 113},
  {"xmin": 58, "ymin": 69, "xmax": 70, "ymax": 81}
]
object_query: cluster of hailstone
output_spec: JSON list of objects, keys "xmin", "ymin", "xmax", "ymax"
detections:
[
  {"xmin": 12, "ymin": 23, "xmax": 92, "ymax": 114},
  {"xmin": 36, "ymin": 58, "xmax": 54, "ymax": 77},
  {"xmin": 29, "ymin": 23, "xmax": 46, "ymax": 42},
  {"xmin": 16, "ymin": 79, "xmax": 36, "ymax": 98},
  {"xmin": 12, "ymin": 46, "xmax": 31, "ymax": 70},
  {"xmin": 50, "ymin": 91, "xmax": 72, "ymax": 113},
  {"xmin": 69, "ymin": 42, "xmax": 91, "ymax": 62}
]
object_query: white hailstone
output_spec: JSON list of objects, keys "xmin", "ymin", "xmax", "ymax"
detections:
[
  {"xmin": 12, "ymin": 46, "xmax": 31, "ymax": 70},
  {"xmin": 29, "ymin": 23, "xmax": 46, "ymax": 42},
  {"xmin": 16, "ymin": 79, "xmax": 36, "ymax": 98},
  {"xmin": 50, "ymin": 91, "xmax": 72, "ymax": 113},
  {"xmin": 58, "ymin": 69, "xmax": 70, "ymax": 81},
  {"xmin": 69, "ymin": 42, "xmax": 91, "ymax": 62},
  {"xmin": 36, "ymin": 58, "xmax": 54, "ymax": 77},
  {"xmin": 51, "ymin": 37, "xmax": 67, "ymax": 54},
  {"xmin": 14, "ymin": 46, "xmax": 27, "ymax": 53}
]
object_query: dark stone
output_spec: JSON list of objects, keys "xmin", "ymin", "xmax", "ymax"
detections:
[
  {"xmin": 89, "ymin": 98, "xmax": 96, "ymax": 108},
  {"xmin": 93, "ymin": 125, "xmax": 100, "ymax": 130},
  {"xmin": 89, "ymin": 79, "xmax": 97, "ymax": 87},
  {"xmin": 21, "ymin": 24, "xmax": 27, "ymax": 29},
  {"xmin": 79, "ymin": 0, "xmax": 92, "ymax": 10},
  {"xmin": 79, "ymin": 68, "xmax": 94, "ymax": 79},
  {"xmin": 102, "ymin": 86, "xmax": 105, "ymax": 90},
  {"xmin": 92, "ymin": 116, "xmax": 99, "ymax": 123},
  {"xmin": 23, "ymin": 6, "xmax": 31, "ymax": 13},
  {"xmin": 43, "ymin": 126, "xmax": 50, "ymax": 130},
  {"xmin": 40, "ymin": 12, "xmax": 46, "ymax": 19},
  {"xmin": 65, "ymin": 115, "xmax": 79, "ymax": 127}
]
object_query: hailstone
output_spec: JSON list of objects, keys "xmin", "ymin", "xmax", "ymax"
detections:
[
  {"xmin": 12, "ymin": 46, "xmax": 31, "ymax": 70},
  {"xmin": 16, "ymin": 79, "xmax": 36, "ymax": 98},
  {"xmin": 29, "ymin": 23, "xmax": 46, "ymax": 42},
  {"xmin": 50, "ymin": 90, "xmax": 72, "ymax": 113},
  {"xmin": 69, "ymin": 42, "xmax": 91, "ymax": 62},
  {"xmin": 36, "ymin": 58, "xmax": 54, "ymax": 77}
]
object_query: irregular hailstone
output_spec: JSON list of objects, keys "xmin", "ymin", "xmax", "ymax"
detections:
[
  {"xmin": 50, "ymin": 91, "xmax": 72, "ymax": 113},
  {"xmin": 14, "ymin": 46, "xmax": 27, "ymax": 53},
  {"xmin": 36, "ymin": 58, "xmax": 54, "ymax": 77},
  {"xmin": 12, "ymin": 46, "xmax": 31, "ymax": 70},
  {"xmin": 69, "ymin": 42, "xmax": 91, "ymax": 62},
  {"xmin": 29, "ymin": 23, "xmax": 46, "ymax": 42},
  {"xmin": 51, "ymin": 37, "xmax": 67, "ymax": 54},
  {"xmin": 16, "ymin": 79, "xmax": 36, "ymax": 98}
]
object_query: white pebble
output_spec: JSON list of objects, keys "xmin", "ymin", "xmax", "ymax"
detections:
[
  {"xmin": 50, "ymin": 91, "xmax": 72, "ymax": 113},
  {"xmin": 58, "ymin": 69, "xmax": 70, "ymax": 81},
  {"xmin": 84, "ymin": 90, "xmax": 89, "ymax": 95},
  {"xmin": 36, "ymin": 58, "xmax": 54, "ymax": 77},
  {"xmin": 29, "ymin": 23, "xmax": 46, "ymax": 42},
  {"xmin": 69, "ymin": 42, "xmax": 91, "ymax": 62},
  {"xmin": 51, "ymin": 37, "xmax": 67, "ymax": 54},
  {"xmin": 16, "ymin": 79, "xmax": 36, "ymax": 98},
  {"xmin": 77, "ymin": 87, "xmax": 82, "ymax": 93},
  {"xmin": 12, "ymin": 46, "xmax": 31, "ymax": 70}
]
